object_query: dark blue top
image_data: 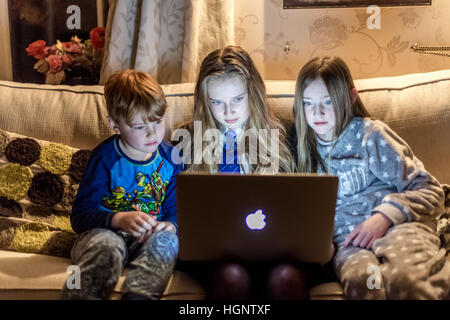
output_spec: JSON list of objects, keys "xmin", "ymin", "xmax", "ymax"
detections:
[{"xmin": 71, "ymin": 135, "xmax": 182, "ymax": 235}]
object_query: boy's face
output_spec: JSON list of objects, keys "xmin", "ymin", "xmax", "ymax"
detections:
[
  {"xmin": 207, "ymin": 75, "xmax": 250, "ymax": 130},
  {"xmin": 108, "ymin": 113, "xmax": 165, "ymax": 161}
]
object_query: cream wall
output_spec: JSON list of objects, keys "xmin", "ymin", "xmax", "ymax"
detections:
[
  {"xmin": 235, "ymin": 0, "xmax": 450, "ymax": 80},
  {"xmin": 2, "ymin": 0, "xmax": 450, "ymax": 82},
  {"xmin": 0, "ymin": 0, "xmax": 12, "ymax": 81}
]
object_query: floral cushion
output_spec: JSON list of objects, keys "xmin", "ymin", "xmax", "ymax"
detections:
[{"xmin": 0, "ymin": 129, "xmax": 90, "ymax": 258}]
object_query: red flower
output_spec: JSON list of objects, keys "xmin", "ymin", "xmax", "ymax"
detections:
[
  {"xmin": 45, "ymin": 54, "xmax": 63, "ymax": 73},
  {"xmin": 62, "ymin": 54, "xmax": 75, "ymax": 65},
  {"xmin": 90, "ymin": 27, "xmax": 105, "ymax": 50},
  {"xmin": 26, "ymin": 40, "xmax": 48, "ymax": 60},
  {"xmin": 62, "ymin": 42, "xmax": 82, "ymax": 54},
  {"xmin": 47, "ymin": 45, "xmax": 57, "ymax": 55},
  {"xmin": 27, "ymin": 27, "xmax": 106, "ymax": 84}
]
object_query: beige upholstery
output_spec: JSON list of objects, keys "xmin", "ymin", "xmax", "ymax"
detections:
[
  {"xmin": 1, "ymin": 70, "xmax": 449, "ymax": 182},
  {"xmin": 1, "ymin": 68, "xmax": 450, "ymax": 300},
  {"xmin": 0, "ymin": 250, "xmax": 205, "ymax": 300},
  {"xmin": 309, "ymin": 282, "xmax": 346, "ymax": 300},
  {"xmin": 0, "ymin": 82, "xmax": 110, "ymax": 150}
]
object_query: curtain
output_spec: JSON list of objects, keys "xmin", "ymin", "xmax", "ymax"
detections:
[{"xmin": 99, "ymin": 0, "xmax": 235, "ymax": 85}]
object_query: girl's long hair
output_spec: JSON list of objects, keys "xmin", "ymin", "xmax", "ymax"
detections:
[
  {"xmin": 185, "ymin": 45, "xmax": 295, "ymax": 173},
  {"xmin": 293, "ymin": 56, "xmax": 371, "ymax": 173}
]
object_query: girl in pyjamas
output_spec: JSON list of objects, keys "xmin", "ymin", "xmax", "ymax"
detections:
[{"xmin": 292, "ymin": 56, "xmax": 450, "ymax": 299}]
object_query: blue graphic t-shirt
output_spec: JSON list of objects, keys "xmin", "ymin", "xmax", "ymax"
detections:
[{"xmin": 71, "ymin": 135, "xmax": 181, "ymax": 235}]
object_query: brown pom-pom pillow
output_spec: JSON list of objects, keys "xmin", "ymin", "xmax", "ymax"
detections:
[{"xmin": 0, "ymin": 129, "xmax": 90, "ymax": 258}]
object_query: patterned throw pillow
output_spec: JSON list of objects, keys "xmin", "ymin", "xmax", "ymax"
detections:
[{"xmin": 0, "ymin": 129, "xmax": 90, "ymax": 258}]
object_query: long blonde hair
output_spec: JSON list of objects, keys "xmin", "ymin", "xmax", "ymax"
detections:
[
  {"xmin": 293, "ymin": 56, "xmax": 370, "ymax": 173},
  {"xmin": 185, "ymin": 45, "xmax": 295, "ymax": 173}
]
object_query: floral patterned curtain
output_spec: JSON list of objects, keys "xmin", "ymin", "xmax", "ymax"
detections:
[{"xmin": 99, "ymin": 0, "xmax": 234, "ymax": 85}]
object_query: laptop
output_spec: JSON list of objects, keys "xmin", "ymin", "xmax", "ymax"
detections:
[{"xmin": 177, "ymin": 173, "xmax": 338, "ymax": 263}]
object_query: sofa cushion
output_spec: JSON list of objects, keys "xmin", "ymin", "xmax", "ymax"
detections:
[
  {"xmin": 0, "ymin": 130, "xmax": 90, "ymax": 258},
  {"xmin": 2, "ymin": 69, "xmax": 450, "ymax": 184},
  {"xmin": 309, "ymin": 282, "xmax": 345, "ymax": 300},
  {"xmin": 0, "ymin": 81, "xmax": 112, "ymax": 150},
  {"xmin": 0, "ymin": 249, "xmax": 206, "ymax": 300},
  {"xmin": 355, "ymin": 70, "xmax": 450, "ymax": 185}
]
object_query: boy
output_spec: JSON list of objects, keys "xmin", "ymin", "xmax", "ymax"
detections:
[{"xmin": 61, "ymin": 70, "xmax": 180, "ymax": 300}]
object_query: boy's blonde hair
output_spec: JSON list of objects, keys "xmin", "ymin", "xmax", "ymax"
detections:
[
  {"xmin": 186, "ymin": 45, "xmax": 295, "ymax": 173},
  {"xmin": 104, "ymin": 69, "xmax": 167, "ymax": 126},
  {"xmin": 293, "ymin": 56, "xmax": 371, "ymax": 173}
]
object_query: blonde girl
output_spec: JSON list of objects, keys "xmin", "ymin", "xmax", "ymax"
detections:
[
  {"xmin": 184, "ymin": 45, "xmax": 295, "ymax": 174},
  {"xmin": 179, "ymin": 46, "xmax": 315, "ymax": 300}
]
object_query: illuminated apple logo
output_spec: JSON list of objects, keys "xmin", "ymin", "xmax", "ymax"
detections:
[{"xmin": 245, "ymin": 210, "xmax": 266, "ymax": 230}]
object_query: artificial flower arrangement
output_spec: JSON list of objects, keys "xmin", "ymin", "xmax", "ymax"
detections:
[{"xmin": 26, "ymin": 27, "xmax": 105, "ymax": 85}]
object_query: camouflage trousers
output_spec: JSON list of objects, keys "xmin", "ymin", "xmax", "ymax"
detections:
[
  {"xmin": 61, "ymin": 228, "xmax": 179, "ymax": 300},
  {"xmin": 334, "ymin": 222, "xmax": 450, "ymax": 299}
]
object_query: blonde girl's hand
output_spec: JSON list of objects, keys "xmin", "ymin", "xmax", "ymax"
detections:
[
  {"xmin": 111, "ymin": 208, "xmax": 156, "ymax": 238},
  {"xmin": 344, "ymin": 213, "xmax": 393, "ymax": 249},
  {"xmin": 138, "ymin": 221, "xmax": 176, "ymax": 243}
]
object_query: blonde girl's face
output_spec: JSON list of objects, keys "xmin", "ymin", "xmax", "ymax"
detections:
[
  {"xmin": 303, "ymin": 78, "xmax": 336, "ymax": 142},
  {"xmin": 207, "ymin": 75, "xmax": 250, "ymax": 130}
]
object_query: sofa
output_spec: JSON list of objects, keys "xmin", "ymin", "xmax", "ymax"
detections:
[{"xmin": 1, "ymin": 68, "xmax": 450, "ymax": 300}]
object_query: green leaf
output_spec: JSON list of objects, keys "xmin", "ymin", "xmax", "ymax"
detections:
[
  {"xmin": 45, "ymin": 70, "xmax": 65, "ymax": 85},
  {"xmin": 34, "ymin": 59, "xmax": 49, "ymax": 73}
]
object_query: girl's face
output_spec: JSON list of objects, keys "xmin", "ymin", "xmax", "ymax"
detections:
[
  {"xmin": 108, "ymin": 112, "xmax": 165, "ymax": 161},
  {"xmin": 207, "ymin": 75, "xmax": 250, "ymax": 130},
  {"xmin": 303, "ymin": 78, "xmax": 336, "ymax": 142}
]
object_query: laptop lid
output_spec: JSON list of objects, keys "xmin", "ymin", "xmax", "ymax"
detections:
[{"xmin": 177, "ymin": 173, "xmax": 337, "ymax": 263}]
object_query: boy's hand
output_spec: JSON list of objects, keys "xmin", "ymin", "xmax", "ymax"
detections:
[
  {"xmin": 154, "ymin": 221, "xmax": 176, "ymax": 233},
  {"xmin": 138, "ymin": 221, "xmax": 176, "ymax": 244},
  {"xmin": 344, "ymin": 213, "xmax": 392, "ymax": 249},
  {"xmin": 111, "ymin": 210, "xmax": 156, "ymax": 238}
]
